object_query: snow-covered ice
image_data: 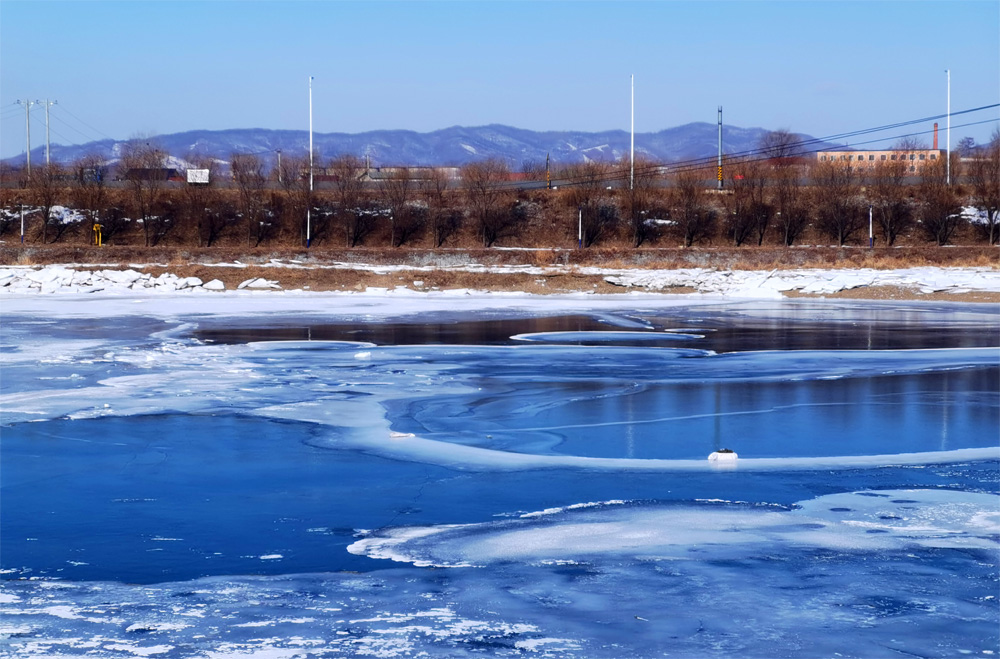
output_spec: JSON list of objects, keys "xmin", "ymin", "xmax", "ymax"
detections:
[{"xmin": 1, "ymin": 287, "xmax": 997, "ymax": 658}]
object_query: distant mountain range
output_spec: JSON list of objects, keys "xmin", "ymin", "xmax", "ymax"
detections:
[{"xmin": 3, "ymin": 123, "xmax": 842, "ymax": 169}]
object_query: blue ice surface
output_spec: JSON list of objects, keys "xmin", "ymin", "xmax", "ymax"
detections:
[{"xmin": 1, "ymin": 300, "xmax": 998, "ymax": 658}]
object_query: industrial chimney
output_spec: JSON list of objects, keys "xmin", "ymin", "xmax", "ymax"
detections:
[{"xmin": 933, "ymin": 123, "xmax": 939, "ymax": 150}]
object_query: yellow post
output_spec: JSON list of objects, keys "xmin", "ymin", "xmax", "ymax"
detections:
[{"xmin": 93, "ymin": 223, "xmax": 102, "ymax": 247}]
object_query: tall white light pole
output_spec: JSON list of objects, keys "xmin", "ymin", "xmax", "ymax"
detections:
[
  {"xmin": 945, "ymin": 69, "xmax": 951, "ymax": 185},
  {"xmin": 307, "ymin": 75, "xmax": 314, "ymax": 247},
  {"xmin": 16, "ymin": 99, "xmax": 36, "ymax": 175},
  {"xmin": 630, "ymin": 74, "xmax": 635, "ymax": 191},
  {"xmin": 869, "ymin": 204, "xmax": 874, "ymax": 248},
  {"xmin": 41, "ymin": 99, "xmax": 57, "ymax": 166}
]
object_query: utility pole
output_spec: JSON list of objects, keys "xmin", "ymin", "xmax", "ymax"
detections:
[
  {"xmin": 16, "ymin": 100, "xmax": 36, "ymax": 175},
  {"xmin": 630, "ymin": 74, "xmax": 635, "ymax": 191},
  {"xmin": 869, "ymin": 205, "xmax": 874, "ymax": 248},
  {"xmin": 717, "ymin": 106, "xmax": 723, "ymax": 190},
  {"xmin": 307, "ymin": 75, "xmax": 314, "ymax": 248},
  {"xmin": 40, "ymin": 99, "xmax": 57, "ymax": 166},
  {"xmin": 945, "ymin": 69, "xmax": 951, "ymax": 185}
]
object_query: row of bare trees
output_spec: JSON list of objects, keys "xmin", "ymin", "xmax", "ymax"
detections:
[{"xmin": 2, "ymin": 131, "xmax": 998, "ymax": 248}]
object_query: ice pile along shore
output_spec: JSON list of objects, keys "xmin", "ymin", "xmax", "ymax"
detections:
[
  {"xmin": 0, "ymin": 263, "xmax": 998, "ymax": 297},
  {"xmin": 0, "ymin": 266, "xmax": 279, "ymax": 294},
  {"xmin": 603, "ymin": 266, "xmax": 1000, "ymax": 297}
]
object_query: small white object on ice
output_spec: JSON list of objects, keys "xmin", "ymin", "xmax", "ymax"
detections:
[
  {"xmin": 708, "ymin": 449, "xmax": 738, "ymax": 462},
  {"xmin": 389, "ymin": 432, "xmax": 415, "ymax": 439}
]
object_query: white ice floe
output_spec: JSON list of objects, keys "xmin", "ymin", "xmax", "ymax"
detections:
[{"xmin": 348, "ymin": 489, "xmax": 1000, "ymax": 568}]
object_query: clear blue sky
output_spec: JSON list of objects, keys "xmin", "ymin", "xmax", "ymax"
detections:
[{"xmin": 2, "ymin": 0, "xmax": 998, "ymax": 158}]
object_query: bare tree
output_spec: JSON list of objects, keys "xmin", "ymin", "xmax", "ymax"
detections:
[
  {"xmin": 917, "ymin": 160, "xmax": 963, "ymax": 245},
  {"xmin": 771, "ymin": 163, "xmax": 808, "ymax": 246},
  {"xmin": 967, "ymin": 128, "xmax": 1000, "ymax": 244},
  {"xmin": 181, "ymin": 158, "xmax": 231, "ymax": 247},
  {"xmin": 274, "ymin": 154, "xmax": 312, "ymax": 245},
  {"xmin": 377, "ymin": 168, "xmax": 423, "ymax": 247},
  {"xmin": 810, "ymin": 159, "xmax": 866, "ymax": 246},
  {"xmin": 424, "ymin": 168, "xmax": 461, "ymax": 247},
  {"xmin": 520, "ymin": 158, "xmax": 547, "ymax": 182},
  {"xmin": 723, "ymin": 156, "xmax": 772, "ymax": 246},
  {"xmin": 231, "ymin": 152, "xmax": 270, "ymax": 247},
  {"xmin": 0, "ymin": 169, "xmax": 26, "ymax": 237},
  {"xmin": 957, "ymin": 136, "xmax": 977, "ymax": 158},
  {"xmin": 563, "ymin": 161, "xmax": 616, "ymax": 247},
  {"xmin": 462, "ymin": 158, "xmax": 517, "ymax": 247},
  {"xmin": 329, "ymin": 155, "xmax": 375, "ymax": 247},
  {"xmin": 562, "ymin": 161, "xmax": 612, "ymax": 209},
  {"xmin": 575, "ymin": 202, "xmax": 616, "ymax": 248},
  {"xmin": 70, "ymin": 154, "xmax": 110, "ymax": 245},
  {"xmin": 119, "ymin": 139, "xmax": 168, "ymax": 246},
  {"xmin": 28, "ymin": 163, "xmax": 65, "ymax": 243},
  {"xmin": 669, "ymin": 167, "xmax": 717, "ymax": 247},
  {"xmin": 867, "ymin": 155, "xmax": 914, "ymax": 245},
  {"xmin": 98, "ymin": 192, "xmax": 132, "ymax": 244},
  {"xmin": 618, "ymin": 156, "xmax": 660, "ymax": 247},
  {"xmin": 758, "ymin": 129, "xmax": 803, "ymax": 162}
]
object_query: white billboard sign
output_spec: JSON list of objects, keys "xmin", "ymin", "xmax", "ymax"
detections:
[{"xmin": 187, "ymin": 169, "xmax": 210, "ymax": 184}]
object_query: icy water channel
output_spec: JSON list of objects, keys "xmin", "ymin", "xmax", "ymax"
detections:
[{"xmin": 1, "ymin": 299, "xmax": 998, "ymax": 658}]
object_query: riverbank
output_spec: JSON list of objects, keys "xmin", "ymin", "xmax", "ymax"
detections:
[{"xmin": 2, "ymin": 258, "xmax": 999, "ymax": 302}]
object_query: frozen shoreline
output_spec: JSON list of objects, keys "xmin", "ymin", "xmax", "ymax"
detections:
[{"xmin": 1, "ymin": 262, "xmax": 999, "ymax": 300}]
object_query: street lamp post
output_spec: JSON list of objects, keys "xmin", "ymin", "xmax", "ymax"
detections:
[
  {"xmin": 307, "ymin": 76, "xmax": 314, "ymax": 248},
  {"xmin": 869, "ymin": 205, "xmax": 874, "ymax": 248}
]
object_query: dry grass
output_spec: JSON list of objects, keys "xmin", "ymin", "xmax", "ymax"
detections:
[{"xmin": 1, "ymin": 243, "xmax": 996, "ymax": 301}]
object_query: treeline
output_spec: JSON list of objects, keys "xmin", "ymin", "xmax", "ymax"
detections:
[{"xmin": 1, "ymin": 131, "xmax": 998, "ymax": 249}]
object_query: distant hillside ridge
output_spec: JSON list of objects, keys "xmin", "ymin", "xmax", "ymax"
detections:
[{"xmin": 2, "ymin": 123, "xmax": 842, "ymax": 169}]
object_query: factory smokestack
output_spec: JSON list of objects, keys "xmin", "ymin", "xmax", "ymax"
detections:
[{"xmin": 933, "ymin": 123, "xmax": 939, "ymax": 150}]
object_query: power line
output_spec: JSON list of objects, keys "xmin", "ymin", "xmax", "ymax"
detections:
[
  {"xmin": 604, "ymin": 108, "xmax": 998, "ymax": 182},
  {"xmin": 53, "ymin": 105, "xmax": 118, "ymax": 142},
  {"xmin": 539, "ymin": 113, "xmax": 998, "ymax": 190},
  {"xmin": 49, "ymin": 111, "xmax": 109, "ymax": 145},
  {"xmin": 630, "ymin": 103, "xmax": 1000, "ymax": 178}
]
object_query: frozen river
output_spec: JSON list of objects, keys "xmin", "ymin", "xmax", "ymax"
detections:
[{"xmin": 1, "ymin": 293, "xmax": 998, "ymax": 658}]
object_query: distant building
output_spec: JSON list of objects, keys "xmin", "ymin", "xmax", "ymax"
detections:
[
  {"xmin": 815, "ymin": 149, "xmax": 943, "ymax": 173},
  {"xmin": 359, "ymin": 166, "xmax": 461, "ymax": 182},
  {"xmin": 120, "ymin": 168, "xmax": 184, "ymax": 182}
]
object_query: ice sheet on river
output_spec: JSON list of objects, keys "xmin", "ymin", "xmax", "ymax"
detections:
[
  {"xmin": 3, "ymin": 489, "xmax": 997, "ymax": 658},
  {"xmin": 1, "ymin": 335, "xmax": 997, "ymax": 469},
  {"xmin": 2, "ymin": 298, "xmax": 998, "ymax": 659}
]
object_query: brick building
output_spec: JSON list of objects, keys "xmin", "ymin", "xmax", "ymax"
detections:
[{"xmin": 815, "ymin": 149, "xmax": 944, "ymax": 173}]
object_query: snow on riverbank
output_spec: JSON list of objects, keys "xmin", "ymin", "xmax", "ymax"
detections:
[
  {"xmin": 603, "ymin": 266, "xmax": 1000, "ymax": 297},
  {"xmin": 0, "ymin": 266, "xmax": 279, "ymax": 295},
  {"xmin": 0, "ymin": 262, "xmax": 997, "ymax": 298}
]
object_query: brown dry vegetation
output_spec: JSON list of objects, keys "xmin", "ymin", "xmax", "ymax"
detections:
[
  {"xmin": 2, "ymin": 243, "xmax": 996, "ymax": 303},
  {"xmin": 1, "ymin": 244, "xmax": 996, "ymax": 271}
]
